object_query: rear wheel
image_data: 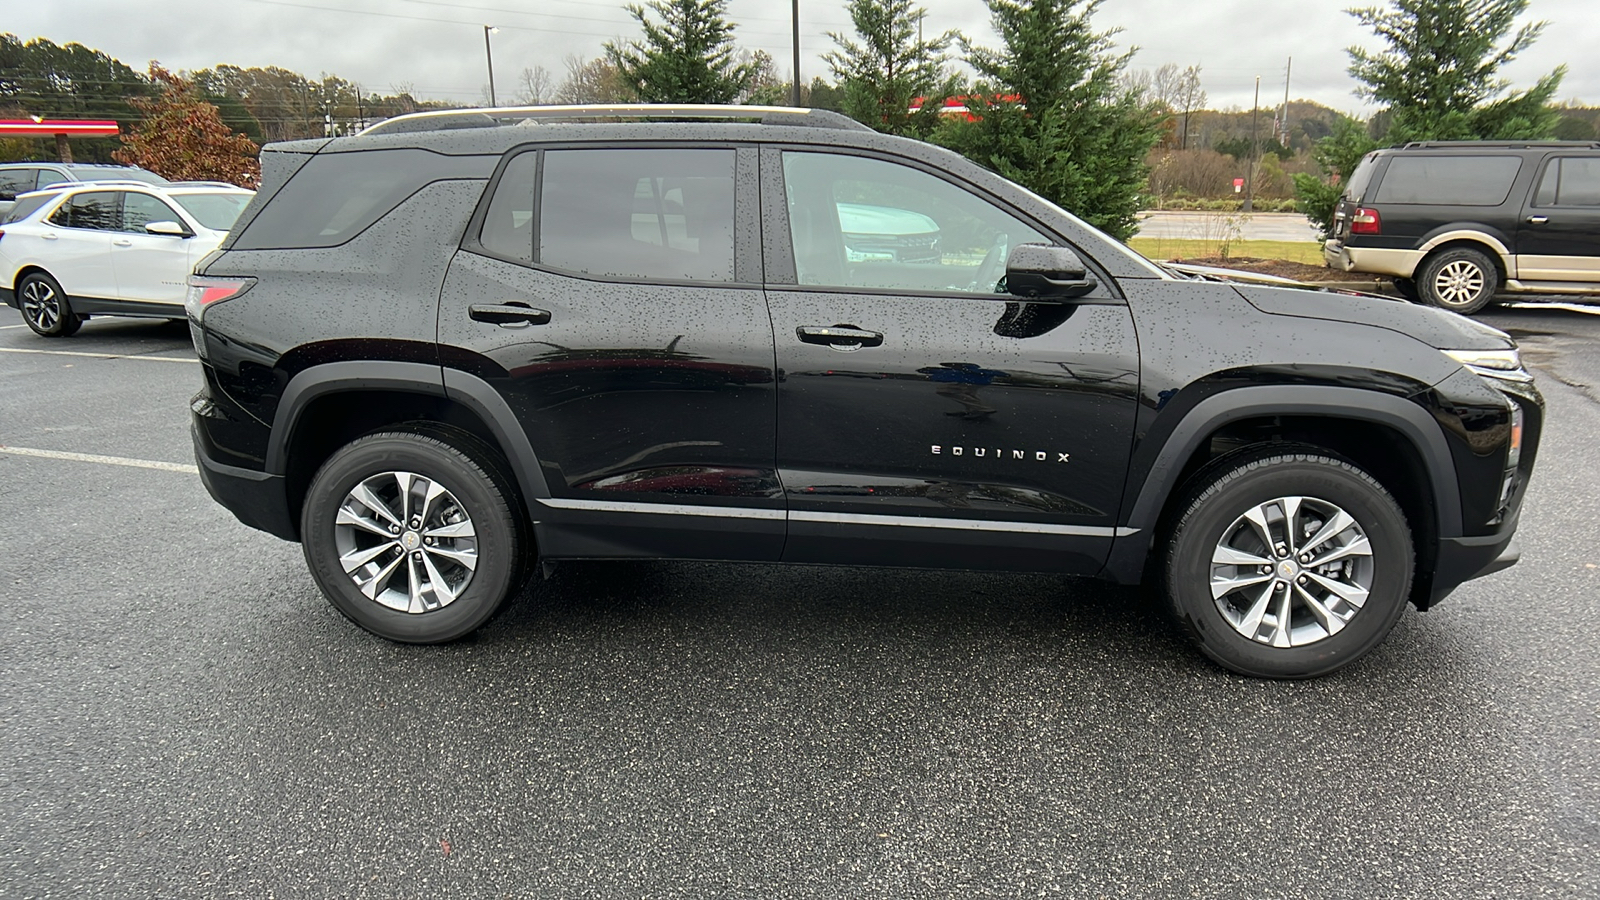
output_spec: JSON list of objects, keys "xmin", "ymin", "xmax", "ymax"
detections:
[
  {"xmin": 1417, "ymin": 247, "xmax": 1498, "ymax": 315},
  {"xmin": 300, "ymin": 431, "xmax": 523, "ymax": 643},
  {"xmin": 1164, "ymin": 451, "xmax": 1413, "ymax": 679},
  {"xmin": 17, "ymin": 272, "xmax": 82, "ymax": 337}
]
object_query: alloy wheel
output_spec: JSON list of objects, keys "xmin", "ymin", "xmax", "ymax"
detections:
[
  {"xmin": 332, "ymin": 470, "xmax": 479, "ymax": 614},
  {"xmin": 20, "ymin": 279, "xmax": 61, "ymax": 331},
  {"xmin": 1209, "ymin": 495, "xmax": 1374, "ymax": 648},
  {"xmin": 1432, "ymin": 260, "xmax": 1486, "ymax": 307}
]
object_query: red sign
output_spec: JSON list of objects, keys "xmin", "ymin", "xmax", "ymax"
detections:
[{"xmin": 0, "ymin": 119, "xmax": 120, "ymax": 137}]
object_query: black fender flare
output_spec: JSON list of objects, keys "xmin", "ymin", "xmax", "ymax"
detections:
[
  {"xmin": 1113, "ymin": 385, "xmax": 1461, "ymax": 574},
  {"xmin": 266, "ymin": 361, "xmax": 551, "ymax": 507}
]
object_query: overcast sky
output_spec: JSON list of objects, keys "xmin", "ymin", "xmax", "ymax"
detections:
[{"xmin": 12, "ymin": 0, "xmax": 1597, "ymax": 116}]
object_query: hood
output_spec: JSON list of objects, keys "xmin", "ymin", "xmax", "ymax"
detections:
[{"xmin": 1235, "ymin": 284, "xmax": 1515, "ymax": 351}]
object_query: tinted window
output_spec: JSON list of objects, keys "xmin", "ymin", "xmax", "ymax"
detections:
[
  {"xmin": 0, "ymin": 168, "xmax": 37, "ymax": 200},
  {"xmin": 3, "ymin": 192, "xmax": 55, "ymax": 223},
  {"xmin": 1535, "ymin": 157, "xmax": 1600, "ymax": 207},
  {"xmin": 539, "ymin": 148, "xmax": 735, "ymax": 282},
  {"xmin": 35, "ymin": 169, "xmax": 74, "ymax": 189},
  {"xmin": 172, "ymin": 192, "xmax": 253, "ymax": 231},
  {"xmin": 478, "ymin": 151, "xmax": 539, "ymax": 263},
  {"xmin": 121, "ymin": 192, "xmax": 183, "ymax": 232},
  {"xmin": 66, "ymin": 166, "xmax": 168, "ymax": 185},
  {"xmin": 1341, "ymin": 154, "xmax": 1379, "ymax": 203},
  {"xmin": 781, "ymin": 151, "xmax": 1050, "ymax": 294},
  {"xmin": 49, "ymin": 191, "xmax": 120, "ymax": 230},
  {"xmin": 233, "ymin": 149, "xmax": 486, "ymax": 250},
  {"xmin": 1372, "ymin": 156, "xmax": 1523, "ymax": 206}
]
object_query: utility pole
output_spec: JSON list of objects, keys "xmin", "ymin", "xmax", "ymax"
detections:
[
  {"xmin": 1281, "ymin": 57, "xmax": 1292, "ymax": 145},
  {"xmin": 1244, "ymin": 75, "xmax": 1260, "ymax": 213},
  {"xmin": 791, "ymin": 0, "xmax": 801, "ymax": 106},
  {"xmin": 483, "ymin": 25, "xmax": 498, "ymax": 108}
]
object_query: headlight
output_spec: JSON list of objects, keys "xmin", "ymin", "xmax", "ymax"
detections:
[{"xmin": 1443, "ymin": 348, "xmax": 1532, "ymax": 382}]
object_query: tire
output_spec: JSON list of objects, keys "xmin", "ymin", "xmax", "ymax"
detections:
[
  {"xmin": 300, "ymin": 431, "xmax": 523, "ymax": 643},
  {"xmin": 17, "ymin": 272, "xmax": 82, "ymax": 337},
  {"xmin": 1164, "ymin": 451, "xmax": 1413, "ymax": 679},
  {"xmin": 1392, "ymin": 277, "xmax": 1420, "ymax": 301},
  {"xmin": 1417, "ymin": 247, "xmax": 1499, "ymax": 315}
]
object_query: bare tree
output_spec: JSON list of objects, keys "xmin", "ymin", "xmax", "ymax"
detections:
[
  {"xmin": 515, "ymin": 65, "xmax": 555, "ymax": 106},
  {"xmin": 1173, "ymin": 65, "xmax": 1206, "ymax": 150},
  {"xmin": 554, "ymin": 54, "xmax": 630, "ymax": 104}
]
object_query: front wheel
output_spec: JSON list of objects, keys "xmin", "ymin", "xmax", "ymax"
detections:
[
  {"xmin": 1164, "ymin": 452, "xmax": 1413, "ymax": 679},
  {"xmin": 1417, "ymin": 247, "xmax": 1499, "ymax": 315},
  {"xmin": 300, "ymin": 431, "xmax": 523, "ymax": 643},
  {"xmin": 17, "ymin": 272, "xmax": 82, "ymax": 337}
]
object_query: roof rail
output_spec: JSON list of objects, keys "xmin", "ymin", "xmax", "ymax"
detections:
[
  {"xmin": 41, "ymin": 179, "xmax": 163, "ymax": 189},
  {"xmin": 165, "ymin": 181, "xmax": 248, "ymax": 189},
  {"xmin": 359, "ymin": 103, "xmax": 871, "ymax": 136},
  {"xmin": 1400, "ymin": 140, "xmax": 1600, "ymax": 150}
]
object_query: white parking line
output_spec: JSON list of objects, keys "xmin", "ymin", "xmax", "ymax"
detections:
[
  {"xmin": 1, "ymin": 323, "xmax": 26, "ymax": 329},
  {"xmin": 0, "ymin": 347, "xmax": 197, "ymax": 363},
  {"xmin": 1505, "ymin": 301, "xmax": 1600, "ymax": 316},
  {"xmin": 0, "ymin": 445, "xmax": 199, "ymax": 474}
]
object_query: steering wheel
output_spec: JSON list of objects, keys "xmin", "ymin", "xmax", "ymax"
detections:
[{"xmin": 969, "ymin": 236, "xmax": 1009, "ymax": 294}]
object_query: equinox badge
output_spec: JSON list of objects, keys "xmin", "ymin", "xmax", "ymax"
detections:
[{"xmin": 931, "ymin": 445, "xmax": 1070, "ymax": 463}]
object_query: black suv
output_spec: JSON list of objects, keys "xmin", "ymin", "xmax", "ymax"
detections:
[
  {"xmin": 1324, "ymin": 140, "xmax": 1600, "ymax": 314},
  {"xmin": 189, "ymin": 105, "xmax": 1542, "ymax": 678}
]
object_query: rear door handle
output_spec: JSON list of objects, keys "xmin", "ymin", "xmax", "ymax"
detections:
[
  {"xmin": 42, "ymin": 233, "xmax": 58, "ymax": 240},
  {"xmin": 469, "ymin": 303, "xmax": 551, "ymax": 328},
  {"xmin": 112, "ymin": 238, "xmax": 133, "ymax": 246},
  {"xmin": 1526, "ymin": 215, "xmax": 1549, "ymax": 225},
  {"xmin": 797, "ymin": 324, "xmax": 883, "ymax": 350}
]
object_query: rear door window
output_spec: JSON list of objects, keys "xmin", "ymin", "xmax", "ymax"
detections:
[
  {"xmin": 1533, "ymin": 157, "xmax": 1600, "ymax": 207},
  {"xmin": 49, "ymin": 191, "xmax": 120, "ymax": 230},
  {"xmin": 1372, "ymin": 156, "xmax": 1523, "ymax": 206},
  {"xmin": 538, "ymin": 148, "xmax": 736, "ymax": 283}
]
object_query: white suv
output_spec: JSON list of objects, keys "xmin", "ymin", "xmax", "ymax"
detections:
[{"xmin": 0, "ymin": 181, "xmax": 254, "ymax": 336}]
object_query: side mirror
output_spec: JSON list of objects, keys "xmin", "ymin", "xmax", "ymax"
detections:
[
  {"xmin": 145, "ymin": 220, "xmax": 192, "ymax": 237},
  {"xmin": 1004, "ymin": 244, "xmax": 1098, "ymax": 300}
]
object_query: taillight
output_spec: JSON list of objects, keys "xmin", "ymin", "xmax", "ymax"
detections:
[
  {"xmin": 184, "ymin": 275, "xmax": 254, "ymax": 321},
  {"xmin": 1350, "ymin": 207, "xmax": 1381, "ymax": 235}
]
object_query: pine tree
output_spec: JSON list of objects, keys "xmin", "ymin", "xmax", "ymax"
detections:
[
  {"xmin": 822, "ymin": 0, "xmax": 960, "ymax": 138},
  {"xmin": 604, "ymin": 0, "xmax": 755, "ymax": 104},
  {"xmin": 936, "ymin": 0, "xmax": 1161, "ymax": 242},
  {"xmin": 112, "ymin": 64, "xmax": 260, "ymax": 186},
  {"xmin": 1347, "ymin": 0, "xmax": 1564, "ymax": 142}
]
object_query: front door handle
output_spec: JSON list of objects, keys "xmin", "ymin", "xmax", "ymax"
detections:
[
  {"xmin": 469, "ymin": 303, "xmax": 551, "ymax": 328},
  {"xmin": 112, "ymin": 238, "xmax": 133, "ymax": 247},
  {"xmin": 1527, "ymin": 215, "xmax": 1550, "ymax": 225},
  {"xmin": 797, "ymin": 324, "xmax": 883, "ymax": 350}
]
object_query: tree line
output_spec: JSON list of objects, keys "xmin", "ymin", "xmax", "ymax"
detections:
[{"xmin": 0, "ymin": 0, "xmax": 1584, "ymax": 241}]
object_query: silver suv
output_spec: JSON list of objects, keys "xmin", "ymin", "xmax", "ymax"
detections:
[{"xmin": 0, "ymin": 162, "xmax": 168, "ymax": 218}]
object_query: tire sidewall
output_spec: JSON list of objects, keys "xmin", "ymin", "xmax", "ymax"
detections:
[
  {"xmin": 301, "ymin": 434, "xmax": 519, "ymax": 643},
  {"xmin": 1420, "ymin": 248, "xmax": 1497, "ymax": 315},
  {"xmin": 1167, "ymin": 457, "xmax": 1413, "ymax": 679}
]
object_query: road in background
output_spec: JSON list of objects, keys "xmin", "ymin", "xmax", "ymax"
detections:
[
  {"xmin": 1, "ymin": 311, "xmax": 1596, "ymax": 898},
  {"xmin": 1138, "ymin": 210, "xmax": 1322, "ymax": 243}
]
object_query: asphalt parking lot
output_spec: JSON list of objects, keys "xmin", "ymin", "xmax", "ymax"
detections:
[{"xmin": 2, "ymin": 306, "xmax": 1597, "ymax": 899}]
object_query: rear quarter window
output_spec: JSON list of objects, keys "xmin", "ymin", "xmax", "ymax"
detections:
[
  {"xmin": 1372, "ymin": 155, "xmax": 1523, "ymax": 206},
  {"xmin": 230, "ymin": 149, "xmax": 492, "ymax": 250}
]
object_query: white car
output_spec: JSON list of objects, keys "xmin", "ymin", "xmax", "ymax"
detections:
[{"xmin": 0, "ymin": 180, "xmax": 254, "ymax": 336}]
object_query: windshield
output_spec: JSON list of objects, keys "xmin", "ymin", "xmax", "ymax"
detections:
[
  {"xmin": 172, "ymin": 192, "xmax": 254, "ymax": 231},
  {"xmin": 64, "ymin": 166, "xmax": 169, "ymax": 186}
]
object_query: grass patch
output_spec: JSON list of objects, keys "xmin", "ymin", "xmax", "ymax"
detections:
[{"xmin": 1126, "ymin": 238, "xmax": 1325, "ymax": 266}]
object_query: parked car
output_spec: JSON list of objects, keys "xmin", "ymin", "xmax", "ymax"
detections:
[
  {"xmin": 0, "ymin": 162, "xmax": 168, "ymax": 217},
  {"xmin": 1324, "ymin": 140, "xmax": 1600, "ymax": 314},
  {"xmin": 1, "ymin": 181, "xmax": 254, "ymax": 336},
  {"xmin": 188, "ymin": 105, "xmax": 1541, "ymax": 678}
]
